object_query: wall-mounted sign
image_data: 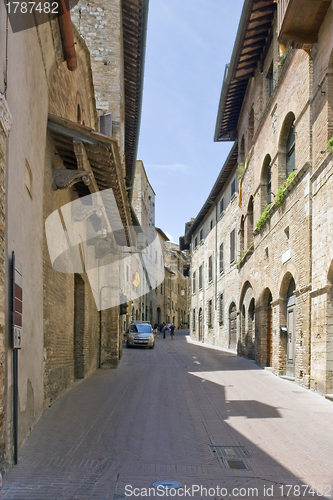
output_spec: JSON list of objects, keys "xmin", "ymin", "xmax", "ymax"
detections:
[{"xmin": 12, "ymin": 255, "xmax": 22, "ymax": 349}]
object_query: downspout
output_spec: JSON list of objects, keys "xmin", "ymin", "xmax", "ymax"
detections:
[
  {"xmin": 58, "ymin": 0, "xmax": 77, "ymax": 71},
  {"xmin": 215, "ymin": 201, "xmax": 218, "ymax": 344}
]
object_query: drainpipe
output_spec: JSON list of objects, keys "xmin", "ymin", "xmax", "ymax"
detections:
[
  {"xmin": 58, "ymin": 0, "xmax": 77, "ymax": 71},
  {"xmin": 215, "ymin": 202, "xmax": 218, "ymax": 342}
]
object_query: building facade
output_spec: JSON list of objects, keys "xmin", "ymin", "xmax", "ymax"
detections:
[
  {"xmin": 187, "ymin": 0, "xmax": 333, "ymax": 396},
  {"xmin": 0, "ymin": 0, "xmax": 148, "ymax": 475}
]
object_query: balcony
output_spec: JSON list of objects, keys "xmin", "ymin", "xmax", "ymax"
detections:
[{"xmin": 277, "ymin": 0, "xmax": 331, "ymax": 48}]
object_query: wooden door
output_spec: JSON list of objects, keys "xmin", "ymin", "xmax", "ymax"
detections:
[
  {"xmin": 267, "ymin": 305, "xmax": 273, "ymax": 366},
  {"xmin": 229, "ymin": 305, "xmax": 237, "ymax": 349}
]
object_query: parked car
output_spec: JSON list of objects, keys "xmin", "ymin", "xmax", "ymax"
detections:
[{"xmin": 126, "ymin": 321, "xmax": 155, "ymax": 349}]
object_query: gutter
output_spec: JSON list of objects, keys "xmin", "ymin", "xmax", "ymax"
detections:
[
  {"xmin": 213, "ymin": 0, "xmax": 252, "ymax": 142},
  {"xmin": 58, "ymin": 0, "xmax": 77, "ymax": 71},
  {"xmin": 128, "ymin": 0, "xmax": 149, "ymax": 205}
]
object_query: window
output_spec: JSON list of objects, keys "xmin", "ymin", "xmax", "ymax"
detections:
[
  {"xmin": 192, "ymin": 271, "xmax": 196, "ymax": 293},
  {"xmin": 220, "ymin": 197, "xmax": 225, "ymax": 214},
  {"xmin": 231, "ymin": 177, "xmax": 236, "ymax": 197},
  {"xmin": 207, "ymin": 299, "xmax": 212, "ymax": 327},
  {"xmin": 199, "ymin": 265, "xmax": 203, "ymax": 290},
  {"xmin": 219, "ymin": 243, "xmax": 224, "ymax": 274},
  {"xmin": 161, "ymin": 283, "xmax": 163, "ymax": 294},
  {"xmin": 194, "ymin": 236, "xmax": 198, "ymax": 248},
  {"xmin": 286, "ymin": 123, "xmax": 295, "ymax": 176},
  {"xmin": 210, "ymin": 219, "xmax": 213, "ymax": 231},
  {"xmin": 208, "ymin": 255, "xmax": 213, "ymax": 282},
  {"xmin": 267, "ymin": 164, "xmax": 272, "ymax": 204},
  {"xmin": 199, "ymin": 228, "xmax": 203, "ymax": 241},
  {"xmin": 267, "ymin": 63, "xmax": 274, "ymax": 97},
  {"xmin": 193, "ymin": 309, "xmax": 196, "ymax": 331},
  {"xmin": 230, "ymin": 229, "xmax": 236, "ymax": 263},
  {"xmin": 219, "ymin": 293, "xmax": 224, "ymax": 323}
]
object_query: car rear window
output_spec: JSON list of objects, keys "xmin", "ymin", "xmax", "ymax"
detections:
[{"xmin": 130, "ymin": 324, "xmax": 152, "ymax": 333}]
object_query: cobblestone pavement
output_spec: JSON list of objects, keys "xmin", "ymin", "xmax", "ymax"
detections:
[{"xmin": 1, "ymin": 330, "xmax": 333, "ymax": 499}]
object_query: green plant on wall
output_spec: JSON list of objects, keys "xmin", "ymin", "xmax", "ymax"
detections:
[
  {"xmin": 274, "ymin": 170, "xmax": 297, "ymax": 207},
  {"xmin": 327, "ymin": 137, "xmax": 333, "ymax": 151},
  {"xmin": 256, "ymin": 204, "xmax": 272, "ymax": 231},
  {"xmin": 237, "ymin": 162, "xmax": 245, "ymax": 180}
]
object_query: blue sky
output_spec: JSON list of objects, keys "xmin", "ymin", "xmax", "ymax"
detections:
[{"xmin": 137, "ymin": 1, "xmax": 244, "ymax": 242}]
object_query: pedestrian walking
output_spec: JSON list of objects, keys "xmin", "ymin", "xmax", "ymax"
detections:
[
  {"xmin": 162, "ymin": 322, "xmax": 167, "ymax": 339},
  {"xmin": 170, "ymin": 324, "xmax": 175, "ymax": 340}
]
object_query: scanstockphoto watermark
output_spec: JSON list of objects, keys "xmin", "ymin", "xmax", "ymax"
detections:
[
  {"xmin": 124, "ymin": 484, "xmax": 333, "ymax": 498},
  {"xmin": 45, "ymin": 189, "xmax": 165, "ymax": 310},
  {"xmin": 3, "ymin": 0, "xmax": 79, "ymax": 33},
  {"xmin": 124, "ymin": 485, "xmax": 261, "ymax": 497}
]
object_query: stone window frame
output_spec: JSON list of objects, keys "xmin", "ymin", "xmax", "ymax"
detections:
[
  {"xmin": 278, "ymin": 111, "xmax": 296, "ymax": 185},
  {"xmin": 192, "ymin": 270, "xmax": 196, "ymax": 294},
  {"xmin": 208, "ymin": 254, "xmax": 213, "ymax": 283},
  {"xmin": 199, "ymin": 264, "xmax": 203, "ymax": 290},
  {"xmin": 219, "ymin": 241, "xmax": 224, "ymax": 275},
  {"xmin": 230, "ymin": 226, "xmax": 237, "ymax": 264}
]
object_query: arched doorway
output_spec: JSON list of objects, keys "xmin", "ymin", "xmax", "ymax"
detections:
[
  {"xmin": 266, "ymin": 292, "xmax": 273, "ymax": 366},
  {"xmin": 248, "ymin": 298, "xmax": 255, "ymax": 360},
  {"xmin": 198, "ymin": 308, "xmax": 203, "ymax": 341},
  {"xmin": 286, "ymin": 278, "xmax": 296, "ymax": 377},
  {"xmin": 229, "ymin": 302, "xmax": 237, "ymax": 349},
  {"xmin": 74, "ymin": 274, "xmax": 85, "ymax": 379}
]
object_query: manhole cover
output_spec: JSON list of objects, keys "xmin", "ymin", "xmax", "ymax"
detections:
[
  {"xmin": 152, "ymin": 481, "xmax": 182, "ymax": 490},
  {"xmin": 210, "ymin": 445, "xmax": 251, "ymax": 459},
  {"xmin": 224, "ymin": 459, "xmax": 249, "ymax": 470},
  {"xmin": 210, "ymin": 446, "xmax": 251, "ymax": 470}
]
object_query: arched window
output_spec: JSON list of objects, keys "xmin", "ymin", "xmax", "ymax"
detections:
[
  {"xmin": 278, "ymin": 112, "xmax": 296, "ymax": 184},
  {"xmin": 286, "ymin": 123, "xmax": 295, "ymax": 176},
  {"xmin": 246, "ymin": 196, "xmax": 254, "ymax": 248},
  {"xmin": 261, "ymin": 154, "xmax": 272, "ymax": 212},
  {"xmin": 77, "ymin": 104, "xmax": 82, "ymax": 124},
  {"xmin": 240, "ymin": 216, "xmax": 245, "ymax": 253}
]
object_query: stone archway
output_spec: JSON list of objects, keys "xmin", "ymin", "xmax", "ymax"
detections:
[
  {"xmin": 198, "ymin": 308, "xmax": 203, "ymax": 341},
  {"xmin": 229, "ymin": 302, "xmax": 237, "ymax": 349},
  {"xmin": 279, "ymin": 273, "xmax": 296, "ymax": 377}
]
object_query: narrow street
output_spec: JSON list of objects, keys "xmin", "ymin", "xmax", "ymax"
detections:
[{"xmin": 1, "ymin": 331, "xmax": 333, "ymax": 499}]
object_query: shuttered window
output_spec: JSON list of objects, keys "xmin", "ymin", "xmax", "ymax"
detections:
[
  {"xmin": 230, "ymin": 229, "xmax": 236, "ymax": 263},
  {"xmin": 219, "ymin": 243, "xmax": 224, "ymax": 274},
  {"xmin": 192, "ymin": 271, "xmax": 196, "ymax": 293},
  {"xmin": 218, "ymin": 293, "xmax": 224, "ymax": 323},
  {"xmin": 199, "ymin": 265, "xmax": 203, "ymax": 289},
  {"xmin": 208, "ymin": 255, "xmax": 213, "ymax": 282},
  {"xmin": 207, "ymin": 299, "xmax": 212, "ymax": 327}
]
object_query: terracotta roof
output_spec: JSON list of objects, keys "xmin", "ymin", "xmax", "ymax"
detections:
[{"xmin": 214, "ymin": 0, "xmax": 276, "ymax": 142}]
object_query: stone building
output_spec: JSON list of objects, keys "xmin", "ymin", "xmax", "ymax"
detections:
[
  {"xmin": 185, "ymin": 145, "xmax": 240, "ymax": 348},
  {"xmin": 189, "ymin": 0, "xmax": 333, "ymax": 396},
  {"xmin": 130, "ymin": 161, "xmax": 190, "ymax": 329},
  {"xmin": 0, "ymin": 0, "xmax": 148, "ymax": 475},
  {"xmin": 164, "ymin": 242, "xmax": 190, "ymax": 328}
]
